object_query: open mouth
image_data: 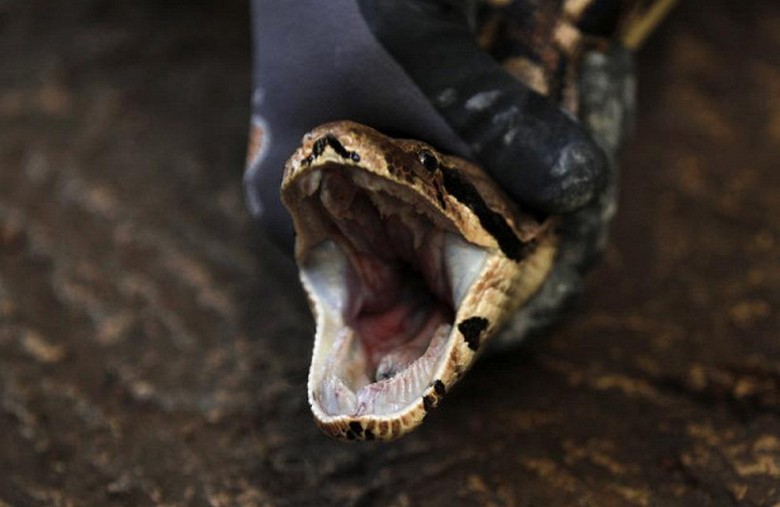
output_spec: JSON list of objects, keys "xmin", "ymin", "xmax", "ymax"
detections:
[
  {"xmin": 293, "ymin": 163, "xmax": 490, "ymax": 419},
  {"xmin": 281, "ymin": 123, "xmax": 557, "ymax": 439}
]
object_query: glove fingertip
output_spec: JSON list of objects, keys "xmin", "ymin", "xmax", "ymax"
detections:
[{"xmin": 539, "ymin": 138, "xmax": 608, "ymax": 213}]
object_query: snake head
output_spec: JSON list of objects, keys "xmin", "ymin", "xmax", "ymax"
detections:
[{"xmin": 281, "ymin": 121, "xmax": 557, "ymax": 440}]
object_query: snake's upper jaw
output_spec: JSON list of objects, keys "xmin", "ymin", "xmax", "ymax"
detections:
[{"xmin": 281, "ymin": 122, "xmax": 556, "ymax": 440}]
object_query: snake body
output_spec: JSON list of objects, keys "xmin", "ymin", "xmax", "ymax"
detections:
[{"xmin": 279, "ymin": 0, "xmax": 671, "ymax": 440}]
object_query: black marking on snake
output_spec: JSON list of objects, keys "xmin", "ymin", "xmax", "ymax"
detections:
[
  {"xmin": 435, "ymin": 187, "xmax": 447, "ymax": 209},
  {"xmin": 303, "ymin": 135, "xmax": 359, "ymax": 165},
  {"xmin": 423, "ymin": 394, "xmax": 436, "ymax": 412},
  {"xmin": 345, "ymin": 429, "xmax": 357, "ymax": 440},
  {"xmin": 424, "ymin": 381, "xmax": 446, "ymax": 412},
  {"xmin": 440, "ymin": 166, "xmax": 526, "ymax": 261},
  {"xmin": 349, "ymin": 421, "xmax": 364, "ymax": 437},
  {"xmin": 430, "ymin": 169, "xmax": 448, "ymax": 209},
  {"xmin": 364, "ymin": 428, "xmax": 375, "ymax": 441},
  {"xmin": 458, "ymin": 317, "xmax": 489, "ymax": 351},
  {"xmin": 383, "ymin": 154, "xmax": 396, "ymax": 175},
  {"xmin": 525, "ymin": 205, "xmax": 550, "ymax": 224},
  {"xmin": 550, "ymin": 57, "xmax": 568, "ymax": 104}
]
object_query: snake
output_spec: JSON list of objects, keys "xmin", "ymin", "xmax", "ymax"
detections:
[{"xmin": 278, "ymin": 0, "xmax": 675, "ymax": 440}]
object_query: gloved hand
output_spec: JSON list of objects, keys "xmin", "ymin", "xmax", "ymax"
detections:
[
  {"xmin": 245, "ymin": 0, "xmax": 634, "ymax": 339},
  {"xmin": 245, "ymin": 0, "xmax": 610, "ymax": 252}
]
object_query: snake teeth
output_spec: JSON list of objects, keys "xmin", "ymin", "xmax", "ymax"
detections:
[{"xmin": 320, "ymin": 374, "xmax": 358, "ymax": 415}]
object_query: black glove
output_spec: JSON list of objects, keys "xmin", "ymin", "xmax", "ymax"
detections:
[{"xmin": 245, "ymin": 0, "xmax": 609, "ymax": 253}]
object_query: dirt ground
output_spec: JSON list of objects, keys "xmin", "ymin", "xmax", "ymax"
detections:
[{"xmin": 0, "ymin": 0, "xmax": 778, "ymax": 505}]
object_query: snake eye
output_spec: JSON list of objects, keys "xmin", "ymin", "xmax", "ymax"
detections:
[{"xmin": 418, "ymin": 150, "xmax": 438, "ymax": 172}]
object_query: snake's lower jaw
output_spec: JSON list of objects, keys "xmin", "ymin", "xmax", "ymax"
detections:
[
  {"xmin": 300, "ymin": 232, "xmax": 494, "ymax": 440},
  {"xmin": 281, "ymin": 122, "xmax": 557, "ymax": 440}
]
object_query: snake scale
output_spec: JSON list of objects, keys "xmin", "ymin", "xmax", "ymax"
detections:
[{"xmin": 278, "ymin": 0, "xmax": 674, "ymax": 440}]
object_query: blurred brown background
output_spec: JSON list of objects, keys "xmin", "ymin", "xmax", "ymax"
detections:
[{"xmin": 0, "ymin": 0, "xmax": 778, "ymax": 505}]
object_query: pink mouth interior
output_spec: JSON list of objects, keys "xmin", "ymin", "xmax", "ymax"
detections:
[
  {"xmin": 346, "ymin": 252, "xmax": 453, "ymax": 380},
  {"xmin": 317, "ymin": 168, "xmax": 454, "ymax": 383}
]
